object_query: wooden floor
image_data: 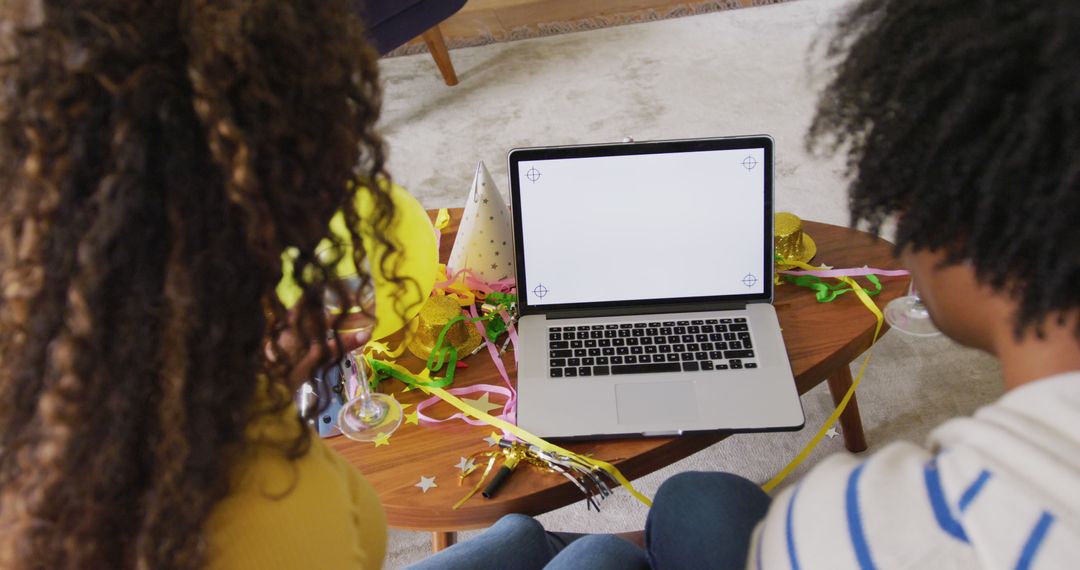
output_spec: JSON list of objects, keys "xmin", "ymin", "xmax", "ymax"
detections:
[{"xmin": 440, "ymin": 0, "xmax": 767, "ymax": 45}]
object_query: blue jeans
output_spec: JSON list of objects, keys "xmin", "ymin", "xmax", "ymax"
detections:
[{"xmin": 406, "ymin": 471, "xmax": 771, "ymax": 569}]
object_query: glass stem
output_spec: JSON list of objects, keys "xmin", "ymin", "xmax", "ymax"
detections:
[
  {"xmin": 908, "ymin": 278, "xmax": 925, "ymax": 306},
  {"xmin": 349, "ymin": 350, "xmax": 383, "ymax": 418}
]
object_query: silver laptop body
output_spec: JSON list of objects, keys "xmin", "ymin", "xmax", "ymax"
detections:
[{"xmin": 509, "ymin": 136, "xmax": 805, "ymax": 439}]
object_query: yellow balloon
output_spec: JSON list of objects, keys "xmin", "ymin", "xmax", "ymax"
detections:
[{"xmin": 276, "ymin": 182, "xmax": 437, "ymax": 340}]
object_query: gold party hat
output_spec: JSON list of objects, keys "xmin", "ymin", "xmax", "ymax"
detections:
[
  {"xmin": 407, "ymin": 295, "xmax": 484, "ymax": 360},
  {"xmin": 774, "ymin": 212, "xmax": 816, "ymax": 265}
]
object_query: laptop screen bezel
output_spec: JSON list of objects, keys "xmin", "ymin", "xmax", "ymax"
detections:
[{"xmin": 508, "ymin": 135, "xmax": 775, "ymax": 317}]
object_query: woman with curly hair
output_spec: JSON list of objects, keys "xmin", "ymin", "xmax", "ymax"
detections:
[{"xmin": 0, "ymin": 1, "xmax": 403, "ymax": 568}]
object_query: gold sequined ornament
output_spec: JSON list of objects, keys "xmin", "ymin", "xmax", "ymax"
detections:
[
  {"xmin": 774, "ymin": 212, "xmax": 817, "ymax": 265},
  {"xmin": 406, "ymin": 295, "xmax": 483, "ymax": 360}
]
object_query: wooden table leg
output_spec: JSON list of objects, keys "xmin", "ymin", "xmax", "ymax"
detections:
[
  {"xmin": 432, "ymin": 531, "xmax": 457, "ymax": 553},
  {"xmin": 421, "ymin": 25, "xmax": 459, "ymax": 86},
  {"xmin": 826, "ymin": 365, "xmax": 868, "ymax": 452}
]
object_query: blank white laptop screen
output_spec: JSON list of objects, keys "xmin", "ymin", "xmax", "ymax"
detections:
[{"xmin": 515, "ymin": 147, "xmax": 766, "ymax": 307}]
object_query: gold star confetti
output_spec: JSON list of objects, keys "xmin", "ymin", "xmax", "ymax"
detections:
[
  {"xmin": 373, "ymin": 432, "xmax": 391, "ymax": 447},
  {"xmin": 390, "ymin": 392, "xmax": 414, "ymax": 410},
  {"xmin": 405, "ymin": 411, "xmax": 420, "ymax": 426},
  {"xmin": 461, "ymin": 392, "xmax": 503, "ymax": 415},
  {"xmin": 415, "ymin": 476, "xmax": 438, "ymax": 493}
]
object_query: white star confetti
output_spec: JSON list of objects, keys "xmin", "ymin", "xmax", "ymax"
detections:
[
  {"xmin": 483, "ymin": 433, "xmax": 500, "ymax": 447},
  {"xmin": 826, "ymin": 427, "xmax": 840, "ymax": 439},
  {"xmin": 455, "ymin": 457, "xmax": 477, "ymax": 473},
  {"xmin": 415, "ymin": 476, "xmax": 438, "ymax": 493}
]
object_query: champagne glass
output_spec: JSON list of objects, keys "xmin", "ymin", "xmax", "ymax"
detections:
[
  {"xmin": 326, "ymin": 275, "xmax": 402, "ymax": 442},
  {"xmin": 884, "ymin": 280, "xmax": 941, "ymax": 337}
]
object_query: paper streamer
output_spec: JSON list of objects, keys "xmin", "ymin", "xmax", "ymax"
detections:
[
  {"xmin": 499, "ymin": 308, "xmax": 519, "ymax": 367},
  {"xmin": 780, "ymin": 267, "xmax": 910, "ymax": 278},
  {"xmin": 372, "ymin": 358, "xmax": 653, "ymax": 508},
  {"xmin": 436, "ymin": 267, "xmax": 515, "ymax": 295},
  {"xmin": 761, "ymin": 258, "xmax": 886, "ymax": 493},
  {"xmin": 431, "ymin": 383, "xmax": 651, "ymax": 507},
  {"xmin": 411, "ymin": 303, "xmax": 518, "ymax": 426},
  {"xmin": 785, "ymin": 273, "xmax": 883, "ymax": 303},
  {"xmin": 468, "ymin": 304, "xmax": 517, "ymax": 423},
  {"xmin": 415, "ymin": 384, "xmax": 515, "ymax": 426}
]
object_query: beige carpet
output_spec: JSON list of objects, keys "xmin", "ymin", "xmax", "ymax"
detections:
[{"xmin": 375, "ymin": 0, "xmax": 1003, "ymax": 566}]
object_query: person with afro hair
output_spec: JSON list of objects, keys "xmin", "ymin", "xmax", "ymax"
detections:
[{"xmin": 409, "ymin": 0, "xmax": 1080, "ymax": 568}]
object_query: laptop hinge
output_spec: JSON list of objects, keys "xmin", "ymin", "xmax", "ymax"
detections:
[{"xmin": 540, "ymin": 301, "xmax": 750, "ymax": 320}]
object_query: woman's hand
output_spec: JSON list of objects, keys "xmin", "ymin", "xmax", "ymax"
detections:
[{"xmin": 268, "ymin": 327, "xmax": 371, "ymax": 389}]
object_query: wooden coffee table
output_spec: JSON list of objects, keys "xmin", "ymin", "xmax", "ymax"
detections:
[{"xmin": 328, "ymin": 209, "xmax": 908, "ymax": 551}]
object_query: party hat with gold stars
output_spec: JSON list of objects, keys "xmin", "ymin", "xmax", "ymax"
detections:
[{"xmin": 447, "ymin": 161, "xmax": 515, "ymax": 282}]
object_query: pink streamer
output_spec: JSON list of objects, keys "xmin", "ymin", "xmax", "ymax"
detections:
[
  {"xmin": 413, "ymin": 305, "xmax": 518, "ymax": 427},
  {"xmin": 779, "ymin": 267, "xmax": 910, "ymax": 279},
  {"xmin": 437, "ymin": 266, "xmax": 515, "ymax": 294},
  {"xmin": 468, "ymin": 304, "xmax": 517, "ymax": 425},
  {"xmin": 415, "ymin": 216, "xmax": 520, "ymax": 428},
  {"xmin": 415, "ymin": 384, "xmax": 515, "ymax": 426},
  {"xmin": 500, "ymin": 308, "xmax": 519, "ymax": 367}
]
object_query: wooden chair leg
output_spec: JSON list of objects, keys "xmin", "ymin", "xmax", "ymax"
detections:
[
  {"xmin": 432, "ymin": 530, "xmax": 457, "ymax": 553},
  {"xmin": 420, "ymin": 24, "xmax": 459, "ymax": 86},
  {"xmin": 827, "ymin": 365, "xmax": 868, "ymax": 452}
]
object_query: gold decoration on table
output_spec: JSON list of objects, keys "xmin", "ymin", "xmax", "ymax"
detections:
[
  {"xmin": 406, "ymin": 295, "xmax": 483, "ymax": 360},
  {"xmin": 775, "ymin": 212, "xmax": 817, "ymax": 265},
  {"xmin": 460, "ymin": 393, "xmax": 504, "ymax": 415}
]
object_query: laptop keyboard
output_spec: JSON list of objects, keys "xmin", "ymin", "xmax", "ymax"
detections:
[{"xmin": 547, "ymin": 318, "xmax": 757, "ymax": 378}]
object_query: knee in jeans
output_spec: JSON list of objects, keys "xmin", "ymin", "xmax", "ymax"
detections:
[
  {"xmin": 564, "ymin": 534, "xmax": 624, "ymax": 550},
  {"xmin": 656, "ymin": 472, "xmax": 756, "ymax": 507},
  {"xmin": 657, "ymin": 471, "xmax": 716, "ymax": 499},
  {"xmin": 493, "ymin": 513, "xmax": 546, "ymax": 541}
]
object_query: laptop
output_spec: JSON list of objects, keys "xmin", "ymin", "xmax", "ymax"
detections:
[{"xmin": 509, "ymin": 135, "xmax": 805, "ymax": 439}]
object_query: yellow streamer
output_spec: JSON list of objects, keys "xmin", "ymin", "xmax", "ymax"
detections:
[
  {"xmin": 365, "ymin": 338, "xmax": 407, "ymax": 360},
  {"xmin": 761, "ymin": 259, "xmax": 884, "ymax": 493},
  {"xmin": 374, "ymin": 359, "xmax": 653, "ymax": 507},
  {"xmin": 371, "ymin": 247, "xmax": 885, "ymax": 503},
  {"xmin": 454, "ymin": 453, "xmax": 500, "ymax": 509},
  {"xmin": 434, "ymin": 208, "xmax": 451, "ymax": 231},
  {"xmin": 432, "ymin": 264, "xmax": 479, "ymax": 306}
]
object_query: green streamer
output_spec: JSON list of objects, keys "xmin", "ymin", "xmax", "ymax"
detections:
[
  {"xmin": 370, "ymin": 359, "xmax": 453, "ymax": 389},
  {"xmin": 371, "ymin": 293, "xmax": 520, "ymax": 391},
  {"xmin": 782, "ymin": 274, "xmax": 882, "ymax": 302}
]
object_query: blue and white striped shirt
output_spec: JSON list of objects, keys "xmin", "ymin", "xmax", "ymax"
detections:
[{"xmin": 750, "ymin": 372, "xmax": 1080, "ymax": 569}]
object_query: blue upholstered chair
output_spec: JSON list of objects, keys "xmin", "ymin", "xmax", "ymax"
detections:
[{"xmin": 353, "ymin": 0, "xmax": 468, "ymax": 86}]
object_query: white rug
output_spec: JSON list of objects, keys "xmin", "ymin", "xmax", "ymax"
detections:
[{"xmin": 376, "ymin": 0, "xmax": 1003, "ymax": 566}]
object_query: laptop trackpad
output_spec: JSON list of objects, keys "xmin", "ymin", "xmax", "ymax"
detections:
[{"xmin": 615, "ymin": 381, "xmax": 699, "ymax": 424}]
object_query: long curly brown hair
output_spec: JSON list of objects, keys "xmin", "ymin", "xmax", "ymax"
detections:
[{"xmin": 0, "ymin": 1, "xmax": 401, "ymax": 568}]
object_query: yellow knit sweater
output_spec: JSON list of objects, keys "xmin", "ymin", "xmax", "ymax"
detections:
[{"xmin": 205, "ymin": 397, "xmax": 386, "ymax": 569}]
